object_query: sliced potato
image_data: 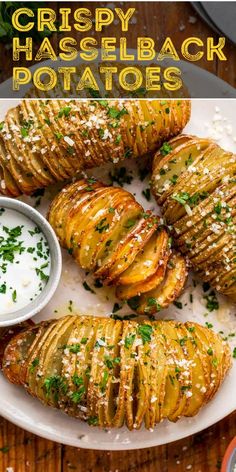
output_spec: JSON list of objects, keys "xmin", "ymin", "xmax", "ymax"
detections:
[
  {"xmin": 152, "ymin": 135, "xmax": 236, "ymax": 300},
  {"xmin": 116, "ymin": 251, "xmax": 169, "ymax": 300},
  {"xmin": 117, "ymin": 229, "xmax": 169, "ymax": 286},
  {"xmin": 3, "ymin": 315, "xmax": 232, "ymax": 430},
  {"xmin": 136, "ymin": 253, "xmax": 187, "ymax": 315}
]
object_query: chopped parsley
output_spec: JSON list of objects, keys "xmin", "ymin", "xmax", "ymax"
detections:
[
  {"xmin": 160, "ymin": 142, "xmax": 172, "ymax": 156},
  {"xmin": 30, "ymin": 357, "xmax": 39, "ymax": 373},
  {"xmin": 109, "ymin": 167, "xmax": 133, "ymax": 187},
  {"xmin": 142, "ymin": 188, "xmax": 151, "ymax": 201},
  {"xmin": 95, "ymin": 218, "xmax": 109, "ymax": 233},
  {"xmin": 58, "ymin": 106, "xmax": 71, "ymax": 118},
  {"xmin": 137, "ymin": 324, "xmax": 153, "ymax": 344},
  {"xmin": 204, "ymin": 291, "xmax": 219, "ymax": 312},
  {"xmin": 173, "ymin": 301, "xmax": 183, "ymax": 309},
  {"xmin": 124, "ymin": 333, "xmax": 136, "ymax": 349},
  {"xmin": 43, "ymin": 375, "xmax": 68, "ymax": 401},
  {"xmin": 12, "ymin": 289, "xmax": 17, "ymax": 302},
  {"xmin": 112, "ymin": 302, "xmax": 122, "ymax": 313},
  {"xmin": 83, "ymin": 281, "xmax": 95, "ymax": 294},
  {"xmin": 99, "ymin": 370, "xmax": 109, "ymax": 393}
]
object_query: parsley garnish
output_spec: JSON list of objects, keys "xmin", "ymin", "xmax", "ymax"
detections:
[
  {"xmin": 95, "ymin": 218, "xmax": 109, "ymax": 233},
  {"xmin": 160, "ymin": 142, "xmax": 172, "ymax": 156},
  {"xmin": 58, "ymin": 106, "xmax": 71, "ymax": 118},
  {"xmin": 137, "ymin": 324, "xmax": 153, "ymax": 344},
  {"xmin": 124, "ymin": 333, "xmax": 135, "ymax": 349},
  {"xmin": 83, "ymin": 281, "xmax": 95, "ymax": 294}
]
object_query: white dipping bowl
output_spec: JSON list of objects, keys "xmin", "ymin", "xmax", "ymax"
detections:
[{"xmin": 0, "ymin": 197, "xmax": 62, "ymax": 327}]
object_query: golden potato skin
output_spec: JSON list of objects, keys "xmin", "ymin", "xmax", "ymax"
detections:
[
  {"xmin": 0, "ymin": 99, "xmax": 190, "ymax": 196},
  {"xmin": 151, "ymin": 134, "xmax": 236, "ymax": 300},
  {"xmin": 3, "ymin": 315, "xmax": 231, "ymax": 430},
  {"xmin": 48, "ymin": 179, "xmax": 187, "ymax": 314}
]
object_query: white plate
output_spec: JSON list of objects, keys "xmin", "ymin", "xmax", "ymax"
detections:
[{"xmin": 0, "ymin": 99, "xmax": 235, "ymax": 450}]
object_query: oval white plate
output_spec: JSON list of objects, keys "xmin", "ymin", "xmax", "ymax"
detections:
[{"xmin": 0, "ymin": 99, "xmax": 235, "ymax": 450}]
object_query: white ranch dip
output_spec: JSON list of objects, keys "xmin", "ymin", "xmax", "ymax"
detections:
[{"xmin": 0, "ymin": 207, "xmax": 51, "ymax": 314}]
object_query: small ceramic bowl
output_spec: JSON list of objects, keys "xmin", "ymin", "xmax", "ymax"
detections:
[{"xmin": 0, "ymin": 197, "xmax": 62, "ymax": 327}]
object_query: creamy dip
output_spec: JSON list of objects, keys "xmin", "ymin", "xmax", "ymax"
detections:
[{"xmin": 0, "ymin": 207, "xmax": 51, "ymax": 314}]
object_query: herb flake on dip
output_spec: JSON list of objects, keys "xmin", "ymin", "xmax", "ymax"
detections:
[{"xmin": 0, "ymin": 207, "xmax": 51, "ymax": 314}]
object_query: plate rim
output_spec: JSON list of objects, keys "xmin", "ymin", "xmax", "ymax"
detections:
[{"xmin": 0, "ymin": 388, "xmax": 235, "ymax": 450}]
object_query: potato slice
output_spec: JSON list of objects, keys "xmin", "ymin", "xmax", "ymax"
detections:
[
  {"xmin": 65, "ymin": 187, "xmax": 110, "ymax": 256},
  {"xmin": 78, "ymin": 190, "xmax": 135, "ymax": 270},
  {"xmin": 34, "ymin": 316, "xmax": 75, "ymax": 407},
  {"xmin": 144, "ymin": 322, "xmax": 166, "ymax": 429},
  {"xmin": 113, "ymin": 321, "xmax": 137, "ymax": 429},
  {"xmin": 2, "ymin": 325, "xmax": 39, "ymax": 385},
  {"xmin": 116, "ymin": 250, "xmax": 169, "ymax": 300},
  {"xmin": 105, "ymin": 213, "xmax": 159, "ymax": 284},
  {"xmin": 152, "ymin": 136, "xmax": 211, "ymax": 203},
  {"xmin": 137, "ymin": 253, "xmax": 187, "ymax": 315},
  {"xmin": 159, "ymin": 322, "xmax": 185, "ymax": 421},
  {"xmin": 179, "ymin": 325, "xmax": 208, "ymax": 417},
  {"xmin": 94, "ymin": 212, "xmax": 154, "ymax": 283},
  {"xmin": 117, "ymin": 228, "xmax": 169, "ymax": 286}
]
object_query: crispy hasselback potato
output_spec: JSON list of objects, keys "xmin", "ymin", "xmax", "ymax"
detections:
[
  {"xmin": 48, "ymin": 179, "xmax": 187, "ymax": 314},
  {"xmin": 2, "ymin": 315, "xmax": 232, "ymax": 430},
  {"xmin": 151, "ymin": 134, "xmax": 236, "ymax": 300},
  {"xmin": 0, "ymin": 99, "xmax": 190, "ymax": 197}
]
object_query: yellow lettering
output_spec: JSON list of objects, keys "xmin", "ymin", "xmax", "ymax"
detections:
[
  {"xmin": 101, "ymin": 38, "xmax": 116, "ymax": 60},
  {"xmin": 181, "ymin": 38, "xmax": 204, "ymax": 61},
  {"xmin": 76, "ymin": 67, "xmax": 99, "ymax": 91},
  {"xmin": 33, "ymin": 67, "xmax": 57, "ymax": 91},
  {"xmin": 12, "ymin": 8, "xmax": 34, "ymax": 32},
  {"xmin": 115, "ymin": 8, "xmax": 135, "ymax": 31},
  {"xmin": 74, "ymin": 8, "xmax": 92, "ymax": 32},
  {"xmin": 207, "ymin": 37, "xmax": 226, "ymax": 61},
  {"xmin": 138, "ymin": 38, "xmax": 155, "ymax": 61},
  {"xmin": 59, "ymin": 8, "xmax": 71, "ymax": 32},
  {"xmin": 13, "ymin": 37, "xmax": 32, "ymax": 61},
  {"xmin": 37, "ymin": 8, "xmax": 57, "ymax": 32},
  {"xmin": 146, "ymin": 67, "xmax": 161, "ymax": 91},
  {"xmin": 119, "ymin": 67, "xmax": 143, "ymax": 91},
  {"xmin": 59, "ymin": 37, "xmax": 77, "ymax": 61},
  {"xmin": 13, "ymin": 67, "xmax": 31, "ymax": 90},
  {"xmin": 164, "ymin": 67, "xmax": 182, "ymax": 91},
  {"xmin": 100, "ymin": 66, "xmax": 117, "ymax": 90},
  {"xmin": 35, "ymin": 37, "xmax": 57, "ymax": 61},
  {"xmin": 96, "ymin": 8, "xmax": 114, "ymax": 32},
  {"xmin": 80, "ymin": 38, "xmax": 98, "ymax": 61},
  {"xmin": 58, "ymin": 67, "xmax": 76, "ymax": 90},
  {"xmin": 120, "ymin": 38, "xmax": 135, "ymax": 60},
  {"xmin": 158, "ymin": 38, "xmax": 180, "ymax": 61}
]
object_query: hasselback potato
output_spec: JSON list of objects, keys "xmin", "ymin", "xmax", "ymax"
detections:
[
  {"xmin": 151, "ymin": 134, "xmax": 236, "ymax": 301},
  {"xmin": 48, "ymin": 179, "xmax": 187, "ymax": 314},
  {"xmin": 3, "ymin": 315, "xmax": 231, "ymax": 430},
  {"xmin": 0, "ymin": 99, "xmax": 190, "ymax": 197}
]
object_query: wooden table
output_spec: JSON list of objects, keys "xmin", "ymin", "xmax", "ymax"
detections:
[
  {"xmin": 0, "ymin": 2, "xmax": 235, "ymax": 471},
  {"xmin": 0, "ymin": 412, "xmax": 235, "ymax": 471}
]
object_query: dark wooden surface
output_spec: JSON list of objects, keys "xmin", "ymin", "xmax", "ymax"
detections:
[
  {"xmin": 0, "ymin": 2, "xmax": 235, "ymax": 471},
  {"xmin": 0, "ymin": 412, "xmax": 235, "ymax": 471}
]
